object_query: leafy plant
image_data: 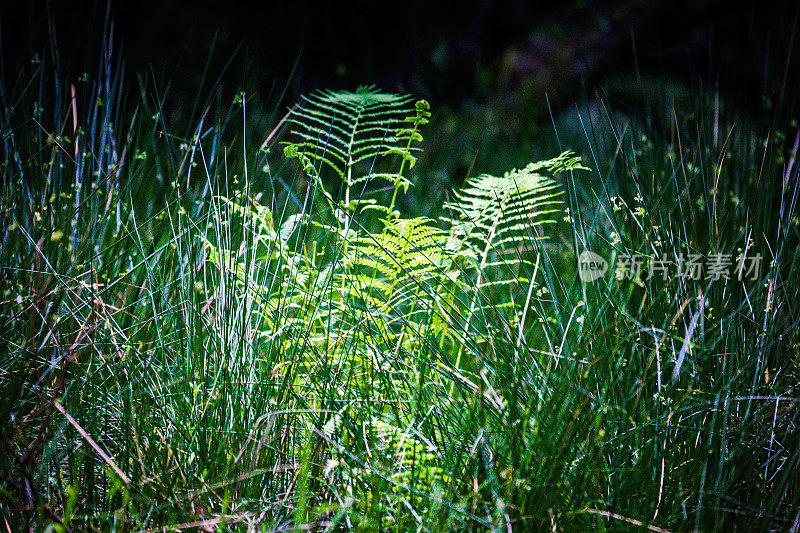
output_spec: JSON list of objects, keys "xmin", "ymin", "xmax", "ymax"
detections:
[
  {"xmin": 283, "ymin": 86, "xmax": 428, "ymax": 219},
  {"xmin": 2, "ymin": 25, "xmax": 798, "ymax": 531},
  {"xmin": 199, "ymin": 86, "xmax": 582, "ymax": 528}
]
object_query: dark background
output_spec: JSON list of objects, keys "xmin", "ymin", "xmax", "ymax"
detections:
[{"xmin": 2, "ymin": 0, "xmax": 798, "ymax": 118}]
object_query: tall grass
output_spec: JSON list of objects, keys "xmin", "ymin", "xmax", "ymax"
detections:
[{"xmin": 2, "ymin": 23, "xmax": 799, "ymax": 532}]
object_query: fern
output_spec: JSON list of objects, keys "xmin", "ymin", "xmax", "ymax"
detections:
[
  {"xmin": 282, "ymin": 86, "xmax": 429, "ymax": 218},
  {"xmin": 348, "ymin": 217, "xmax": 450, "ymax": 286},
  {"xmin": 206, "ymin": 87, "xmax": 586, "ymax": 372},
  {"xmin": 438, "ymin": 152, "xmax": 587, "ymax": 372},
  {"xmin": 206, "ymin": 89, "xmax": 585, "ymax": 374},
  {"xmin": 342, "ymin": 217, "xmax": 456, "ymax": 335},
  {"xmin": 196, "ymin": 90, "xmax": 592, "ymax": 529},
  {"xmin": 443, "ymin": 153, "xmax": 585, "ymax": 294},
  {"xmin": 445, "ymin": 152, "xmax": 583, "ymax": 262}
]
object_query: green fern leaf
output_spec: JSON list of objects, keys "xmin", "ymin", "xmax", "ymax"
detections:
[
  {"xmin": 442, "ymin": 152, "xmax": 586, "ymax": 330},
  {"xmin": 444, "ymin": 152, "xmax": 586, "ymax": 270},
  {"xmin": 283, "ymin": 86, "xmax": 419, "ymax": 188}
]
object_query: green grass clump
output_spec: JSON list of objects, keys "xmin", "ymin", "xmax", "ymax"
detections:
[{"xmin": 2, "ymin": 28, "xmax": 799, "ymax": 532}]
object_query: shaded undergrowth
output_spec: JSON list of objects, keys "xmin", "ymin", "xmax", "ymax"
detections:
[{"xmin": 1, "ymin": 23, "xmax": 799, "ymax": 533}]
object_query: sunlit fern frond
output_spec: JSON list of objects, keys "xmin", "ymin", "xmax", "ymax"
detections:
[
  {"xmin": 441, "ymin": 152, "xmax": 586, "ymax": 328},
  {"xmin": 443, "ymin": 152, "xmax": 586, "ymax": 271},
  {"xmin": 342, "ymin": 217, "xmax": 455, "ymax": 329},
  {"xmin": 348, "ymin": 217, "xmax": 450, "ymax": 285},
  {"xmin": 283, "ymin": 86, "xmax": 427, "ymax": 191}
]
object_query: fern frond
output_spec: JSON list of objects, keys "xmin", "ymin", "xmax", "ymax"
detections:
[
  {"xmin": 348, "ymin": 217, "xmax": 451, "ymax": 285},
  {"xmin": 441, "ymin": 152, "xmax": 584, "ymax": 335},
  {"xmin": 283, "ymin": 86, "xmax": 418, "ymax": 187},
  {"xmin": 443, "ymin": 152, "xmax": 586, "ymax": 269}
]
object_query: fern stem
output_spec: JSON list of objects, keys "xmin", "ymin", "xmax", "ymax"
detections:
[{"xmin": 387, "ymin": 134, "xmax": 414, "ymax": 219}]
